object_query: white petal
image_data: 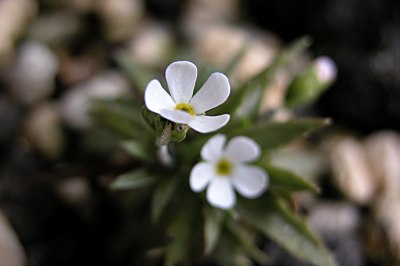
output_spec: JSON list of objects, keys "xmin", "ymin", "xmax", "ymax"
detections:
[
  {"xmin": 166, "ymin": 61, "xmax": 197, "ymax": 103},
  {"xmin": 315, "ymin": 56, "xmax": 337, "ymax": 82},
  {"xmin": 144, "ymin": 79, "xmax": 176, "ymax": 114},
  {"xmin": 158, "ymin": 109, "xmax": 192, "ymax": 124},
  {"xmin": 190, "ymin": 72, "xmax": 230, "ymax": 114},
  {"xmin": 231, "ymin": 165, "xmax": 268, "ymax": 198},
  {"xmin": 225, "ymin": 136, "xmax": 260, "ymax": 163},
  {"xmin": 206, "ymin": 177, "xmax": 235, "ymax": 209},
  {"xmin": 188, "ymin": 114, "xmax": 230, "ymax": 133},
  {"xmin": 190, "ymin": 162, "xmax": 214, "ymax": 192},
  {"xmin": 201, "ymin": 134, "xmax": 226, "ymax": 161}
]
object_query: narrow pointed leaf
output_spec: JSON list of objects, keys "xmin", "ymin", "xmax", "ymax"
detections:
[
  {"xmin": 204, "ymin": 207, "xmax": 225, "ymax": 254},
  {"xmin": 114, "ymin": 52, "xmax": 155, "ymax": 92},
  {"xmin": 232, "ymin": 118, "xmax": 330, "ymax": 151},
  {"xmin": 236, "ymin": 195, "xmax": 337, "ymax": 266},
  {"xmin": 224, "ymin": 47, "xmax": 246, "ymax": 75},
  {"xmin": 234, "ymin": 85, "xmax": 263, "ymax": 122},
  {"xmin": 93, "ymin": 99, "xmax": 145, "ymax": 126},
  {"xmin": 262, "ymin": 164, "xmax": 319, "ymax": 192},
  {"xmin": 111, "ymin": 169, "xmax": 155, "ymax": 190},
  {"xmin": 212, "ymin": 37, "xmax": 311, "ymax": 121},
  {"xmin": 91, "ymin": 99, "xmax": 148, "ymax": 139},
  {"xmin": 212, "ymin": 231, "xmax": 253, "ymax": 266},
  {"xmin": 120, "ymin": 140, "xmax": 153, "ymax": 161},
  {"xmin": 226, "ymin": 218, "xmax": 268, "ymax": 264},
  {"xmin": 151, "ymin": 178, "xmax": 179, "ymax": 223},
  {"xmin": 165, "ymin": 197, "xmax": 201, "ymax": 266}
]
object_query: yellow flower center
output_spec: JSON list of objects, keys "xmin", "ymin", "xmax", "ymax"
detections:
[
  {"xmin": 216, "ymin": 159, "xmax": 232, "ymax": 176},
  {"xmin": 175, "ymin": 103, "xmax": 195, "ymax": 116}
]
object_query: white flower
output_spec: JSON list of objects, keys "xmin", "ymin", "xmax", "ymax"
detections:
[
  {"xmin": 144, "ymin": 61, "xmax": 230, "ymax": 133},
  {"xmin": 190, "ymin": 134, "xmax": 269, "ymax": 209}
]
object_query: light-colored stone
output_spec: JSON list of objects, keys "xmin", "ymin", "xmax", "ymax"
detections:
[
  {"xmin": 23, "ymin": 103, "xmax": 64, "ymax": 159},
  {"xmin": 57, "ymin": 177, "xmax": 91, "ymax": 205},
  {"xmin": 374, "ymin": 197, "xmax": 400, "ymax": 259},
  {"xmin": 183, "ymin": 0, "xmax": 239, "ymax": 35},
  {"xmin": 364, "ymin": 131, "xmax": 400, "ymax": 259},
  {"xmin": 67, "ymin": 0, "xmax": 96, "ymax": 12},
  {"xmin": 0, "ymin": 211, "xmax": 26, "ymax": 266},
  {"xmin": 330, "ymin": 136, "xmax": 376, "ymax": 204},
  {"xmin": 270, "ymin": 144, "xmax": 326, "ymax": 181},
  {"xmin": 192, "ymin": 23, "xmax": 280, "ymax": 86},
  {"xmin": 260, "ymin": 70, "xmax": 290, "ymax": 111},
  {"xmin": 7, "ymin": 41, "xmax": 58, "ymax": 105},
  {"xmin": 308, "ymin": 202, "xmax": 360, "ymax": 233},
  {"xmin": 193, "ymin": 24, "xmax": 247, "ymax": 69},
  {"xmin": 0, "ymin": 0, "xmax": 36, "ymax": 64},
  {"xmin": 28, "ymin": 12, "xmax": 82, "ymax": 45},
  {"xmin": 59, "ymin": 71, "xmax": 130, "ymax": 128},
  {"xmin": 96, "ymin": 0, "xmax": 143, "ymax": 42},
  {"xmin": 364, "ymin": 131, "xmax": 400, "ymax": 198},
  {"xmin": 126, "ymin": 22, "xmax": 174, "ymax": 67},
  {"xmin": 231, "ymin": 33, "xmax": 279, "ymax": 84}
]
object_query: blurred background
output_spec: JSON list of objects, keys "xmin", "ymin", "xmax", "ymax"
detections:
[{"xmin": 0, "ymin": 0, "xmax": 399, "ymax": 265}]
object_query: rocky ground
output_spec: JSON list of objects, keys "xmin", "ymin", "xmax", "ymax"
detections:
[{"xmin": 0, "ymin": 0, "xmax": 399, "ymax": 265}]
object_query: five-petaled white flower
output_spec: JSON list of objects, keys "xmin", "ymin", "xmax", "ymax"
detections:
[
  {"xmin": 190, "ymin": 134, "xmax": 269, "ymax": 209},
  {"xmin": 144, "ymin": 61, "xmax": 230, "ymax": 133}
]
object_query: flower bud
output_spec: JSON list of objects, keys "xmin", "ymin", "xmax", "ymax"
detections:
[{"xmin": 285, "ymin": 56, "xmax": 337, "ymax": 108}]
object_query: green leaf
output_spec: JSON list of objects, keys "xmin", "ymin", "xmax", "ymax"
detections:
[
  {"xmin": 120, "ymin": 140, "xmax": 153, "ymax": 161},
  {"xmin": 285, "ymin": 64, "xmax": 334, "ymax": 108},
  {"xmin": 165, "ymin": 196, "xmax": 201, "ymax": 266},
  {"xmin": 114, "ymin": 52, "xmax": 155, "ymax": 92},
  {"xmin": 234, "ymin": 85, "xmax": 263, "ymax": 122},
  {"xmin": 151, "ymin": 177, "xmax": 179, "ymax": 223},
  {"xmin": 224, "ymin": 47, "xmax": 246, "ymax": 76},
  {"xmin": 91, "ymin": 99, "xmax": 149, "ymax": 140},
  {"xmin": 236, "ymin": 195, "xmax": 337, "ymax": 266},
  {"xmin": 232, "ymin": 118, "xmax": 330, "ymax": 151},
  {"xmin": 213, "ymin": 37, "xmax": 311, "ymax": 121},
  {"xmin": 83, "ymin": 128, "xmax": 121, "ymax": 153},
  {"xmin": 204, "ymin": 207, "xmax": 225, "ymax": 254},
  {"xmin": 212, "ymin": 230, "xmax": 254, "ymax": 266},
  {"xmin": 111, "ymin": 169, "xmax": 155, "ymax": 190},
  {"xmin": 225, "ymin": 218, "xmax": 268, "ymax": 264},
  {"xmin": 262, "ymin": 164, "xmax": 319, "ymax": 193},
  {"xmin": 93, "ymin": 99, "xmax": 145, "ymax": 125}
]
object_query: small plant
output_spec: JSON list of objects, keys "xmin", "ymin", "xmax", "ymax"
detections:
[{"xmin": 91, "ymin": 37, "xmax": 337, "ymax": 266}]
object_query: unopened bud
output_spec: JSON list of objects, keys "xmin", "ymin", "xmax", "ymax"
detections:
[
  {"xmin": 315, "ymin": 56, "xmax": 337, "ymax": 83},
  {"xmin": 285, "ymin": 56, "xmax": 337, "ymax": 108}
]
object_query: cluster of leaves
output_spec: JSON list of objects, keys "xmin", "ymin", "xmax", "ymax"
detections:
[{"xmin": 90, "ymin": 38, "xmax": 337, "ymax": 266}]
